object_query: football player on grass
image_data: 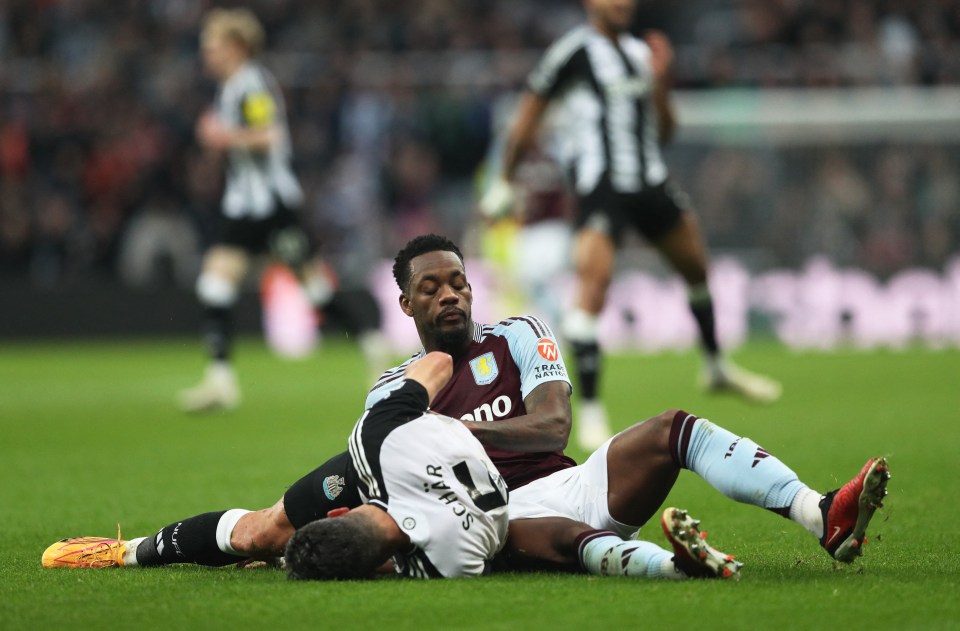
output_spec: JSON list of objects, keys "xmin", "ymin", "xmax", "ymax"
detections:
[
  {"xmin": 479, "ymin": 0, "xmax": 781, "ymax": 451},
  {"xmin": 47, "ymin": 352, "xmax": 740, "ymax": 581},
  {"xmin": 42, "ymin": 235, "xmax": 890, "ymax": 576}
]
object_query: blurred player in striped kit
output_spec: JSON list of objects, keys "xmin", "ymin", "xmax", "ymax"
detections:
[
  {"xmin": 480, "ymin": 0, "xmax": 781, "ymax": 450},
  {"xmin": 180, "ymin": 8, "xmax": 386, "ymax": 412}
]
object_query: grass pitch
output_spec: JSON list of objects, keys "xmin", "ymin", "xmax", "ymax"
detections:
[{"xmin": 1, "ymin": 337, "xmax": 958, "ymax": 630}]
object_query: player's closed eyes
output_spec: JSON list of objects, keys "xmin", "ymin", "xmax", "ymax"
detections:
[{"xmin": 420, "ymin": 281, "xmax": 467, "ymax": 295}]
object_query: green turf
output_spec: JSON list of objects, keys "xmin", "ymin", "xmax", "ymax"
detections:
[{"xmin": 1, "ymin": 338, "xmax": 958, "ymax": 630}]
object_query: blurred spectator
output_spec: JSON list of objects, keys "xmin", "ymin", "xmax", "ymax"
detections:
[
  {"xmin": 117, "ymin": 190, "xmax": 200, "ymax": 289},
  {"xmin": 0, "ymin": 0, "xmax": 958, "ymax": 286}
]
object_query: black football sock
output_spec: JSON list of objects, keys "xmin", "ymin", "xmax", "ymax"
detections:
[
  {"xmin": 135, "ymin": 511, "xmax": 238, "ymax": 567},
  {"xmin": 202, "ymin": 306, "xmax": 232, "ymax": 362},
  {"xmin": 688, "ymin": 293, "xmax": 720, "ymax": 357},
  {"xmin": 570, "ymin": 340, "xmax": 601, "ymax": 401}
]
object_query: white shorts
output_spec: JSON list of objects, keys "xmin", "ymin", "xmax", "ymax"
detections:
[{"xmin": 508, "ymin": 436, "xmax": 638, "ymax": 538}]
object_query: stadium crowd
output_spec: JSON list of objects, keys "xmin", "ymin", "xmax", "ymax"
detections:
[{"xmin": 1, "ymin": 0, "xmax": 958, "ymax": 288}]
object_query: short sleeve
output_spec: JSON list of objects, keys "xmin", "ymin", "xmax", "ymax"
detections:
[
  {"xmin": 365, "ymin": 356, "xmax": 420, "ymax": 410},
  {"xmin": 501, "ymin": 316, "xmax": 571, "ymax": 400},
  {"xmin": 241, "ymin": 90, "xmax": 276, "ymax": 128},
  {"xmin": 526, "ymin": 28, "xmax": 587, "ymax": 99}
]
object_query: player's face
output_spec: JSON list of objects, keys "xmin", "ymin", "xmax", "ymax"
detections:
[
  {"xmin": 585, "ymin": 0, "xmax": 636, "ymax": 34},
  {"xmin": 401, "ymin": 251, "xmax": 473, "ymax": 355},
  {"xmin": 201, "ymin": 32, "xmax": 241, "ymax": 80}
]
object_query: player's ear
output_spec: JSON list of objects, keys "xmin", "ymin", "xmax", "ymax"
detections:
[{"xmin": 399, "ymin": 293, "xmax": 414, "ymax": 317}]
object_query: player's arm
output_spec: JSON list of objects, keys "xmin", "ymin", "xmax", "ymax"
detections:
[
  {"xmin": 644, "ymin": 30, "xmax": 677, "ymax": 146},
  {"xmin": 461, "ymin": 380, "xmax": 571, "ymax": 452},
  {"xmin": 479, "ymin": 91, "xmax": 550, "ymax": 219},
  {"xmin": 196, "ymin": 111, "xmax": 278, "ymax": 151},
  {"xmin": 403, "ymin": 352, "xmax": 453, "ymax": 403},
  {"xmin": 501, "ymin": 91, "xmax": 550, "ymax": 182},
  {"xmin": 196, "ymin": 89, "xmax": 280, "ymax": 152}
]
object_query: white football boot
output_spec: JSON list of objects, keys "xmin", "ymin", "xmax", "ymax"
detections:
[
  {"xmin": 702, "ymin": 357, "xmax": 782, "ymax": 404},
  {"xmin": 178, "ymin": 363, "xmax": 240, "ymax": 412}
]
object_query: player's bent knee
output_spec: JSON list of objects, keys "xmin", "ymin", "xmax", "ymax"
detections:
[
  {"xmin": 633, "ymin": 409, "xmax": 681, "ymax": 443},
  {"xmin": 656, "ymin": 408, "xmax": 684, "ymax": 433},
  {"xmin": 196, "ymin": 272, "xmax": 238, "ymax": 308},
  {"xmin": 657, "ymin": 409, "xmax": 682, "ymax": 424}
]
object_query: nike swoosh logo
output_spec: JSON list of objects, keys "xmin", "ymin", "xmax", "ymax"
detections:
[{"xmin": 826, "ymin": 525, "xmax": 843, "ymax": 545}]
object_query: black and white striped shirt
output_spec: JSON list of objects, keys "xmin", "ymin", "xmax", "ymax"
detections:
[
  {"xmin": 527, "ymin": 25, "xmax": 667, "ymax": 196},
  {"xmin": 349, "ymin": 379, "xmax": 509, "ymax": 578},
  {"xmin": 215, "ymin": 62, "xmax": 303, "ymax": 219}
]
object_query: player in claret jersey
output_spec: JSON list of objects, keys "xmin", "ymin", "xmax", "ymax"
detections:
[
  {"xmin": 369, "ymin": 234, "xmax": 890, "ymax": 566},
  {"xmin": 366, "ymin": 301, "xmax": 575, "ymax": 490},
  {"xmin": 41, "ymin": 235, "xmax": 891, "ymax": 577}
]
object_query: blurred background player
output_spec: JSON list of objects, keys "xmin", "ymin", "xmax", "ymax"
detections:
[
  {"xmin": 480, "ymin": 95, "xmax": 575, "ymax": 329},
  {"xmin": 479, "ymin": 0, "xmax": 781, "ymax": 449},
  {"xmin": 179, "ymin": 8, "xmax": 386, "ymax": 412},
  {"xmin": 510, "ymin": 146, "xmax": 574, "ymax": 327}
]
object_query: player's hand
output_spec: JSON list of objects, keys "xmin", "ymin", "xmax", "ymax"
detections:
[
  {"xmin": 404, "ymin": 352, "xmax": 454, "ymax": 403},
  {"xmin": 478, "ymin": 177, "xmax": 517, "ymax": 220},
  {"xmin": 643, "ymin": 30, "xmax": 674, "ymax": 80},
  {"xmin": 196, "ymin": 111, "xmax": 232, "ymax": 150}
]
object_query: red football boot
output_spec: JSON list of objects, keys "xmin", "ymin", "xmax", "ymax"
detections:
[{"xmin": 819, "ymin": 457, "xmax": 890, "ymax": 562}]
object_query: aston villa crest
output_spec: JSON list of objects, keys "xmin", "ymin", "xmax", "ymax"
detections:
[{"xmin": 469, "ymin": 352, "xmax": 499, "ymax": 385}]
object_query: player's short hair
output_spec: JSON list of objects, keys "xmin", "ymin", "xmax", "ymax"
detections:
[
  {"xmin": 202, "ymin": 8, "xmax": 265, "ymax": 55},
  {"xmin": 393, "ymin": 234, "xmax": 465, "ymax": 293},
  {"xmin": 285, "ymin": 514, "xmax": 389, "ymax": 580}
]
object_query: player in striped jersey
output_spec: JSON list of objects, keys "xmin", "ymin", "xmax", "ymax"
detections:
[
  {"xmin": 41, "ymin": 235, "xmax": 888, "ymax": 576},
  {"xmin": 366, "ymin": 234, "xmax": 889, "ymax": 568},
  {"xmin": 479, "ymin": 0, "xmax": 781, "ymax": 450},
  {"xmin": 367, "ymin": 235, "xmax": 576, "ymax": 490},
  {"xmin": 179, "ymin": 8, "xmax": 386, "ymax": 412},
  {"xmin": 287, "ymin": 351, "xmax": 510, "ymax": 579}
]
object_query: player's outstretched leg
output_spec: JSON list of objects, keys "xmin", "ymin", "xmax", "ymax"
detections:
[
  {"xmin": 668, "ymin": 412, "xmax": 890, "ymax": 562},
  {"xmin": 606, "ymin": 410, "xmax": 890, "ymax": 564},
  {"xmin": 660, "ymin": 507, "xmax": 742, "ymax": 579},
  {"xmin": 819, "ymin": 457, "xmax": 890, "ymax": 562},
  {"xmin": 41, "ymin": 510, "xmax": 255, "ymax": 569},
  {"xmin": 654, "ymin": 210, "xmax": 781, "ymax": 404}
]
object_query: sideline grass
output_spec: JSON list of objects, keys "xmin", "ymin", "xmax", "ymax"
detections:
[{"xmin": 1, "ymin": 339, "xmax": 958, "ymax": 629}]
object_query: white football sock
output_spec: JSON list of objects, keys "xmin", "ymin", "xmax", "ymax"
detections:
[
  {"xmin": 789, "ymin": 487, "xmax": 824, "ymax": 538},
  {"xmin": 215, "ymin": 509, "xmax": 252, "ymax": 555},
  {"xmin": 122, "ymin": 537, "xmax": 147, "ymax": 567}
]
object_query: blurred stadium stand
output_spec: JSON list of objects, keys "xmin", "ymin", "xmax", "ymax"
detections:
[{"xmin": 1, "ymin": 0, "xmax": 958, "ymax": 338}]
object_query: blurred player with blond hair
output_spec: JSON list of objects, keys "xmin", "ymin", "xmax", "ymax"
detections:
[{"xmin": 180, "ymin": 8, "xmax": 385, "ymax": 412}]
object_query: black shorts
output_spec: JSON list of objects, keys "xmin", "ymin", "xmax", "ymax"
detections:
[
  {"xmin": 284, "ymin": 381, "xmax": 430, "ymax": 528},
  {"xmin": 575, "ymin": 179, "xmax": 691, "ymax": 246},
  {"xmin": 217, "ymin": 202, "xmax": 313, "ymax": 267},
  {"xmin": 283, "ymin": 451, "xmax": 362, "ymax": 528}
]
